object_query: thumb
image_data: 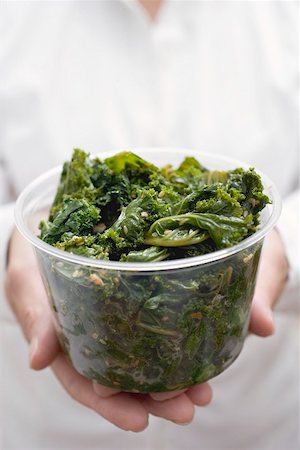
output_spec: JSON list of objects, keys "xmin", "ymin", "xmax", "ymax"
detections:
[
  {"xmin": 249, "ymin": 229, "xmax": 288, "ymax": 337},
  {"xmin": 25, "ymin": 294, "xmax": 60, "ymax": 371},
  {"xmin": 249, "ymin": 293, "xmax": 275, "ymax": 337},
  {"xmin": 5, "ymin": 231, "xmax": 60, "ymax": 370}
]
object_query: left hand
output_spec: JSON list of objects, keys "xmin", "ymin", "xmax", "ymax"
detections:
[{"xmin": 249, "ymin": 228, "xmax": 289, "ymax": 337}]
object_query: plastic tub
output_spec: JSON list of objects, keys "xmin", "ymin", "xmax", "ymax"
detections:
[{"xmin": 15, "ymin": 148, "xmax": 281, "ymax": 392}]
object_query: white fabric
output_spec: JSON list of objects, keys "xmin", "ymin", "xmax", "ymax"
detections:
[
  {"xmin": 0, "ymin": 1, "xmax": 299, "ymax": 449},
  {"xmin": 277, "ymin": 190, "xmax": 300, "ymax": 293}
]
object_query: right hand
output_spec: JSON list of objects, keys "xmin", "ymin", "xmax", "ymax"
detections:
[{"xmin": 4, "ymin": 228, "xmax": 212, "ymax": 432}]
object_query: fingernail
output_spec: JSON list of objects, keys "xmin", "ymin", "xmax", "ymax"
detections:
[
  {"xmin": 172, "ymin": 420, "xmax": 192, "ymax": 426},
  {"xmin": 29, "ymin": 337, "xmax": 39, "ymax": 368}
]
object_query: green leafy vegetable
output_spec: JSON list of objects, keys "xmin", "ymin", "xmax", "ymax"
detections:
[
  {"xmin": 37, "ymin": 149, "xmax": 269, "ymax": 392},
  {"xmin": 145, "ymin": 213, "xmax": 252, "ymax": 249},
  {"xmin": 121, "ymin": 246, "xmax": 169, "ymax": 262},
  {"xmin": 41, "ymin": 149, "xmax": 268, "ymax": 259},
  {"xmin": 40, "ymin": 198, "xmax": 100, "ymax": 245}
]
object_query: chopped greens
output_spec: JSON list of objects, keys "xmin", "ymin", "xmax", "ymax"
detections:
[
  {"xmin": 37, "ymin": 149, "xmax": 269, "ymax": 392},
  {"xmin": 40, "ymin": 149, "xmax": 269, "ymax": 259}
]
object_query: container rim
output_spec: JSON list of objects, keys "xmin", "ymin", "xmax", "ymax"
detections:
[{"xmin": 15, "ymin": 147, "xmax": 282, "ymax": 272}]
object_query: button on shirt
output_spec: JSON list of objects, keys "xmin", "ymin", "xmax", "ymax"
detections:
[{"xmin": 0, "ymin": 1, "xmax": 299, "ymax": 449}]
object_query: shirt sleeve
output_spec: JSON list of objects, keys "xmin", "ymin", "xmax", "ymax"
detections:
[
  {"xmin": 0, "ymin": 161, "xmax": 17, "ymax": 324},
  {"xmin": 0, "ymin": 156, "xmax": 15, "ymax": 286},
  {"xmin": 0, "ymin": 87, "xmax": 15, "ymax": 282},
  {"xmin": 275, "ymin": 189, "xmax": 300, "ymax": 313},
  {"xmin": 0, "ymin": 191, "xmax": 16, "ymax": 322},
  {"xmin": 0, "ymin": 202, "xmax": 15, "ymax": 272}
]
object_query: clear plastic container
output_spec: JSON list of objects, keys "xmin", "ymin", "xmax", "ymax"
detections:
[{"xmin": 15, "ymin": 149, "xmax": 281, "ymax": 392}]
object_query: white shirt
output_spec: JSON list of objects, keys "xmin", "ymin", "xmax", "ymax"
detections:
[{"xmin": 0, "ymin": 1, "xmax": 299, "ymax": 449}]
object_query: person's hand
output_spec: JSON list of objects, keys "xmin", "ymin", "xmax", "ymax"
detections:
[
  {"xmin": 4, "ymin": 229, "xmax": 212, "ymax": 432},
  {"xmin": 249, "ymin": 228, "xmax": 289, "ymax": 337}
]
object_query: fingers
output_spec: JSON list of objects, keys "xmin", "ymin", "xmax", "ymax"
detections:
[
  {"xmin": 92, "ymin": 382, "xmax": 121, "ymax": 397},
  {"xmin": 29, "ymin": 313, "xmax": 60, "ymax": 370},
  {"xmin": 249, "ymin": 297, "xmax": 275, "ymax": 337},
  {"xmin": 5, "ymin": 229, "xmax": 60, "ymax": 369},
  {"xmin": 146, "ymin": 384, "xmax": 212, "ymax": 424},
  {"xmin": 93, "ymin": 381, "xmax": 211, "ymax": 426},
  {"xmin": 185, "ymin": 383, "xmax": 213, "ymax": 406},
  {"xmin": 141, "ymin": 393, "xmax": 195, "ymax": 425},
  {"xmin": 149, "ymin": 383, "xmax": 212, "ymax": 406},
  {"xmin": 55, "ymin": 348, "xmax": 210, "ymax": 429},
  {"xmin": 147, "ymin": 384, "xmax": 212, "ymax": 424},
  {"xmin": 93, "ymin": 385, "xmax": 186, "ymax": 403},
  {"xmin": 52, "ymin": 354, "xmax": 149, "ymax": 432},
  {"xmin": 150, "ymin": 389, "xmax": 186, "ymax": 401},
  {"xmin": 249, "ymin": 229, "xmax": 288, "ymax": 337}
]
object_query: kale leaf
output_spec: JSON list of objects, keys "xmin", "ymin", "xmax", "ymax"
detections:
[
  {"xmin": 40, "ymin": 198, "xmax": 100, "ymax": 245},
  {"xmin": 144, "ymin": 213, "xmax": 252, "ymax": 249}
]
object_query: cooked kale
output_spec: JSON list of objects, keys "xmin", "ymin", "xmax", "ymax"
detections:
[
  {"xmin": 37, "ymin": 149, "xmax": 269, "ymax": 392},
  {"xmin": 40, "ymin": 149, "xmax": 269, "ymax": 260},
  {"xmin": 40, "ymin": 198, "xmax": 100, "ymax": 245}
]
